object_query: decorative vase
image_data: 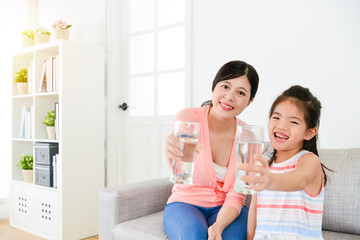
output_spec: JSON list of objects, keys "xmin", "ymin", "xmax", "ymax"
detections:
[
  {"xmin": 21, "ymin": 38, "xmax": 34, "ymax": 48},
  {"xmin": 35, "ymin": 33, "xmax": 50, "ymax": 45},
  {"xmin": 17, "ymin": 82, "xmax": 28, "ymax": 95},
  {"xmin": 23, "ymin": 169, "xmax": 33, "ymax": 183},
  {"xmin": 47, "ymin": 126, "xmax": 56, "ymax": 140},
  {"xmin": 53, "ymin": 28, "xmax": 70, "ymax": 40}
]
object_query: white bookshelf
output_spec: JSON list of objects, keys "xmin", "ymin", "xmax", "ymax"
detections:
[{"xmin": 10, "ymin": 40, "xmax": 104, "ymax": 240}]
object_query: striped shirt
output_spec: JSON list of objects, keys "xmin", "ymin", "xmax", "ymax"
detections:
[{"xmin": 254, "ymin": 150, "xmax": 324, "ymax": 240}]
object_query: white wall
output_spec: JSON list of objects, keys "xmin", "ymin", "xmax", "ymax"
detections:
[
  {"xmin": 0, "ymin": 0, "xmax": 28, "ymax": 206},
  {"xmin": 192, "ymin": 0, "xmax": 360, "ymax": 149},
  {"xmin": 37, "ymin": 0, "xmax": 106, "ymax": 46}
]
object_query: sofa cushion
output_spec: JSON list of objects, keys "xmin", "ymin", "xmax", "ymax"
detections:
[
  {"xmin": 322, "ymin": 230, "xmax": 360, "ymax": 240},
  {"xmin": 319, "ymin": 148, "xmax": 360, "ymax": 235},
  {"xmin": 114, "ymin": 211, "xmax": 169, "ymax": 240}
]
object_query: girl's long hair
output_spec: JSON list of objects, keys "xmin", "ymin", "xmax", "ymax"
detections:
[{"xmin": 268, "ymin": 85, "xmax": 332, "ymax": 186}]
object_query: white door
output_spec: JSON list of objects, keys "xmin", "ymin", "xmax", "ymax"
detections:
[{"xmin": 115, "ymin": 0, "xmax": 192, "ymax": 184}]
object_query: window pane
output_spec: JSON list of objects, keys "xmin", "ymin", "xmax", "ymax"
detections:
[
  {"xmin": 158, "ymin": 26, "xmax": 185, "ymax": 71},
  {"xmin": 129, "ymin": 76, "xmax": 154, "ymax": 116},
  {"xmin": 130, "ymin": 0, "xmax": 154, "ymax": 33},
  {"xmin": 158, "ymin": 72, "xmax": 185, "ymax": 115},
  {"xmin": 158, "ymin": 0, "xmax": 185, "ymax": 27},
  {"xmin": 130, "ymin": 33, "xmax": 154, "ymax": 74}
]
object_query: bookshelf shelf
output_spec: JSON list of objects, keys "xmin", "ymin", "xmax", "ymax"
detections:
[{"xmin": 10, "ymin": 40, "xmax": 104, "ymax": 240}]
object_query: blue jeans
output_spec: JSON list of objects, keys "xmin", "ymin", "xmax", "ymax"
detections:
[{"xmin": 163, "ymin": 202, "xmax": 248, "ymax": 240}]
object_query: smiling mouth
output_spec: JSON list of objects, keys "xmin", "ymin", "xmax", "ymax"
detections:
[
  {"xmin": 274, "ymin": 132, "xmax": 289, "ymax": 141},
  {"xmin": 220, "ymin": 102, "xmax": 234, "ymax": 110}
]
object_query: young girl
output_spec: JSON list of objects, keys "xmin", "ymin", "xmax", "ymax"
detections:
[{"xmin": 245, "ymin": 85, "xmax": 329, "ymax": 240}]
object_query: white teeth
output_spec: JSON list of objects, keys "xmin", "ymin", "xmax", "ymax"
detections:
[
  {"xmin": 221, "ymin": 103, "xmax": 233, "ymax": 109},
  {"xmin": 275, "ymin": 132, "xmax": 289, "ymax": 140}
]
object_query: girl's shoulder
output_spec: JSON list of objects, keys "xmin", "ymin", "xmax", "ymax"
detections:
[{"xmin": 297, "ymin": 150, "xmax": 321, "ymax": 166}]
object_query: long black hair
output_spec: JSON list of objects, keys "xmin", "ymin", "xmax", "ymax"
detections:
[
  {"xmin": 268, "ymin": 85, "xmax": 332, "ymax": 186},
  {"xmin": 201, "ymin": 60, "xmax": 259, "ymax": 107}
]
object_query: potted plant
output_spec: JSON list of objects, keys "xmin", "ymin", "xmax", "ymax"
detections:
[
  {"xmin": 43, "ymin": 110, "xmax": 56, "ymax": 139},
  {"xmin": 13, "ymin": 67, "xmax": 28, "ymax": 95},
  {"xmin": 17, "ymin": 154, "xmax": 33, "ymax": 183},
  {"xmin": 52, "ymin": 19, "xmax": 72, "ymax": 40},
  {"xmin": 21, "ymin": 29, "xmax": 35, "ymax": 48},
  {"xmin": 35, "ymin": 27, "xmax": 51, "ymax": 45}
]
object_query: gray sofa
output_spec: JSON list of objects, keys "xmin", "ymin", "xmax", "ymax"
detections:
[{"xmin": 99, "ymin": 148, "xmax": 360, "ymax": 240}]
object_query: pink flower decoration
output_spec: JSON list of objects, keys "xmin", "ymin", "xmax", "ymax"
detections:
[{"xmin": 52, "ymin": 19, "xmax": 72, "ymax": 29}]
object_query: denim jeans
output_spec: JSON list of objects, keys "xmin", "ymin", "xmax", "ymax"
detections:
[{"xmin": 163, "ymin": 202, "xmax": 248, "ymax": 240}]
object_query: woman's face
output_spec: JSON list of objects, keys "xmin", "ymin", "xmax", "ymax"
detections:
[{"xmin": 211, "ymin": 76, "xmax": 252, "ymax": 119}]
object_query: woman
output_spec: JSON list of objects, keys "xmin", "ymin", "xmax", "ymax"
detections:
[{"xmin": 164, "ymin": 60, "xmax": 259, "ymax": 240}]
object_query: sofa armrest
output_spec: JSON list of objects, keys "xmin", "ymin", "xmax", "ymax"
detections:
[{"xmin": 99, "ymin": 177, "xmax": 173, "ymax": 240}]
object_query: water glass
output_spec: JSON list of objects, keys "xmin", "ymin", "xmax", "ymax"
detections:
[
  {"xmin": 234, "ymin": 125, "xmax": 264, "ymax": 194},
  {"xmin": 169, "ymin": 121, "xmax": 200, "ymax": 185}
]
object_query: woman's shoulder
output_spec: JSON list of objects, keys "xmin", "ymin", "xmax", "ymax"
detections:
[{"xmin": 175, "ymin": 106, "xmax": 210, "ymax": 122}]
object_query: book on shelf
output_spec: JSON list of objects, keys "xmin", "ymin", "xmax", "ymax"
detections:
[
  {"xmin": 52, "ymin": 154, "xmax": 58, "ymax": 188},
  {"xmin": 46, "ymin": 56, "xmax": 52, "ymax": 92},
  {"xmin": 27, "ymin": 60, "xmax": 35, "ymax": 94},
  {"xmin": 55, "ymin": 54, "xmax": 59, "ymax": 91},
  {"xmin": 38, "ymin": 61, "xmax": 47, "ymax": 92},
  {"xmin": 38, "ymin": 55, "xmax": 59, "ymax": 93},
  {"xmin": 19, "ymin": 105, "xmax": 33, "ymax": 139},
  {"xmin": 55, "ymin": 102, "xmax": 59, "ymax": 140}
]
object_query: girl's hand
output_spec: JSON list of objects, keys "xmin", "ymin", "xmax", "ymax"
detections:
[
  {"xmin": 240, "ymin": 154, "xmax": 270, "ymax": 192},
  {"xmin": 208, "ymin": 223, "xmax": 223, "ymax": 240},
  {"xmin": 165, "ymin": 133, "xmax": 201, "ymax": 169}
]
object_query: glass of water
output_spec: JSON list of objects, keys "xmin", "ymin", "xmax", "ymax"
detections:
[
  {"xmin": 169, "ymin": 121, "xmax": 200, "ymax": 185},
  {"xmin": 234, "ymin": 125, "xmax": 264, "ymax": 194}
]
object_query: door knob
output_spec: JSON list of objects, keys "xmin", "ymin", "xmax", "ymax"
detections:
[{"xmin": 118, "ymin": 103, "xmax": 128, "ymax": 111}]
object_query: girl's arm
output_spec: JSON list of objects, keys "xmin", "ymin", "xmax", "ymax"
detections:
[
  {"xmin": 247, "ymin": 194, "xmax": 257, "ymax": 240},
  {"xmin": 208, "ymin": 206, "xmax": 239, "ymax": 240},
  {"xmin": 265, "ymin": 154, "xmax": 321, "ymax": 191},
  {"xmin": 243, "ymin": 153, "xmax": 321, "ymax": 192}
]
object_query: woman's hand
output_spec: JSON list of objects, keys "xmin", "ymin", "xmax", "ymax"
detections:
[
  {"xmin": 240, "ymin": 154, "xmax": 270, "ymax": 192},
  {"xmin": 208, "ymin": 223, "xmax": 223, "ymax": 240},
  {"xmin": 165, "ymin": 133, "xmax": 201, "ymax": 169},
  {"xmin": 165, "ymin": 134, "xmax": 183, "ymax": 169}
]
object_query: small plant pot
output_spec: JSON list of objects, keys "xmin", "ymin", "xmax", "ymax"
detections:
[
  {"xmin": 47, "ymin": 126, "xmax": 56, "ymax": 140},
  {"xmin": 23, "ymin": 169, "xmax": 33, "ymax": 183},
  {"xmin": 53, "ymin": 28, "xmax": 70, "ymax": 40},
  {"xmin": 17, "ymin": 82, "xmax": 28, "ymax": 95},
  {"xmin": 35, "ymin": 33, "xmax": 50, "ymax": 45},
  {"xmin": 21, "ymin": 38, "xmax": 34, "ymax": 48}
]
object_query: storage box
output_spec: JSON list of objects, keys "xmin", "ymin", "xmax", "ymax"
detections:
[
  {"xmin": 35, "ymin": 142, "xmax": 58, "ymax": 166},
  {"xmin": 35, "ymin": 165, "xmax": 53, "ymax": 187}
]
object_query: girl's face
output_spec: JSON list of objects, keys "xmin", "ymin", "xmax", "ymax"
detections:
[
  {"xmin": 211, "ymin": 76, "xmax": 252, "ymax": 119},
  {"xmin": 268, "ymin": 99, "xmax": 317, "ymax": 153}
]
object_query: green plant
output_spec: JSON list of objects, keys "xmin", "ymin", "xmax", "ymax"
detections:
[
  {"xmin": 17, "ymin": 154, "xmax": 33, "ymax": 170},
  {"xmin": 13, "ymin": 68, "xmax": 28, "ymax": 83},
  {"xmin": 42, "ymin": 110, "xmax": 55, "ymax": 126},
  {"xmin": 22, "ymin": 29, "xmax": 35, "ymax": 39},
  {"xmin": 36, "ymin": 27, "xmax": 51, "ymax": 35}
]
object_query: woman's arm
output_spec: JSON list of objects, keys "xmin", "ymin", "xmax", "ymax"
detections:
[
  {"xmin": 208, "ymin": 206, "xmax": 239, "ymax": 240},
  {"xmin": 247, "ymin": 194, "xmax": 257, "ymax": 240}
]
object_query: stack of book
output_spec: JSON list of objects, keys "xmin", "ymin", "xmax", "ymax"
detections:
[{"xmin": 38, "ymin": 55, "xmax": 59, "ymax": 93}]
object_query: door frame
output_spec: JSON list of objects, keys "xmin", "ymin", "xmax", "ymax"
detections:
[{"xmin": 105, "ymin": 0, "xmax": 193, "ymax": 186}]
